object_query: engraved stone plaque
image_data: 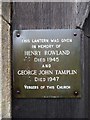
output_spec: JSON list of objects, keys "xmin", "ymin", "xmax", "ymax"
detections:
[{"xmin": 13, "ymin": 29, "xmax": 82, "ymax": 98}]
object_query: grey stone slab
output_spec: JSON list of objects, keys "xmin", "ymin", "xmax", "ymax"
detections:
[
  {"xmin": 2, "ymin": 18, "xmax": 11, "ymax": 119},
  {"xmin": 2, "ymin": 2, "xmax": 11, "ymax": 24}
]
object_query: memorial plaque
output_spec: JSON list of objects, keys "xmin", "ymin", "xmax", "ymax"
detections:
[{"xmin": 13, "ymin": 29, "xmax": 82, "ymax": 98}]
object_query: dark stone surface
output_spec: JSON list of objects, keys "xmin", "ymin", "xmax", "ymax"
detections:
[{"xmin": 12, "ymin": 2, "xmax": 89, "ymax": 118}]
